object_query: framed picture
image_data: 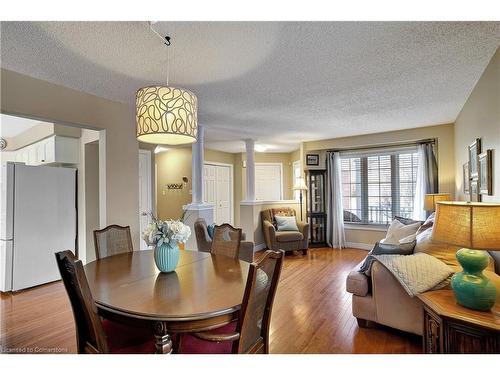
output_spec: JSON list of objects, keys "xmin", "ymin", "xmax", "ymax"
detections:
[
  {"xmin": 468, "ymin": 138, "xmax": 481, "ymax": 179},
  {"xmin": 478, "ymin": 150, "xmax": 492, "ymax": 195},
  {"xmin": 306, "ymin": 154, "xmax": 319, "ymax": 166},
  {"xmin": 462, "ymin": 162, "xmax": 470, "ymax": 194},
  {"xmin": 470, "ymin": 179, "xmax": 482, "ymax": 202}
]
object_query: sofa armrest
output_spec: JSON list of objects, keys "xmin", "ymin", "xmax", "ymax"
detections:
[
  {"xmin": 239, "ymin": 241, "xmax": 254, "ymax": 263},
  {"xmin": 297, "ymin": 221, "xmax": 309, "ymax": 242},
  {"xmin": 263, "ymin": 220, "xmax": 278, "ymax": 250}
]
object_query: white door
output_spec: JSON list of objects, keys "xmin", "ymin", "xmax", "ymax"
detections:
[
  {"xmin": 138, "ymin": 150, "xmax": 152, "ymax": 250},
  {"xmin": 203, "ymin": 163, "xmax": 232, "ymax": 225},
  {"xmin": 255, "ymin": 163, "xmax": 283, "ymax": 201}
]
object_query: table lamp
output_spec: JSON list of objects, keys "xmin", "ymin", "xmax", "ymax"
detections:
[
  {"xmin": 293, "ymin": 177, "xmax": 308, "ymax": 221},
  {"xmin": 424, "ymin": 193, "xmax": 451, "ymax": 212},
  {"xmin": 432, "ymin": 201, "xmax": 500, "ymax": 311}
]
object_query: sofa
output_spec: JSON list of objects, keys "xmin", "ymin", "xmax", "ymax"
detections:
[
  {"xmin": 261, "ymin": 207, "xmax": 309, "ymax": 255},
  {"xmin": 193, "ymin": 218, "xmax": 254, "ymax": 263},
  {"xmin": 346, "ymin": 222, "xmax": 500, "ymax": 336}
]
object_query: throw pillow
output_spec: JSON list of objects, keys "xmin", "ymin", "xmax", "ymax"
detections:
[
  {"xmin": 394, "ymin": 216, "xmax": 422, "ymax": 226},
  {"xmin": 358, "ymin": 240, "xmax": 417, "ymax": 274},
  {"xmin": 207, "ymin": 223, "xmax": 216, "ymax": 239},
  {"xmin": 275, "ymin": 215, "xmax": 299, "ymax": 231},
  {"xmin": 382, "ymin": 219, "xmax": 421, "ymax": 245}
]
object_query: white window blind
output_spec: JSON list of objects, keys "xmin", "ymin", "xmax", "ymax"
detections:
[{"xmin": 341, "ymin": 146, "xmax": 419, "ymax": 224}]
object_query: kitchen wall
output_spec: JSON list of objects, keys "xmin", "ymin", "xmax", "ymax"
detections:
[
  {"xmin": 303, "ymin": 123, "xmax": 456, "ymax": 249},
  {"xmin": 3, "ymin": 122, "xmax": 82, "ymax": 151},
  {"xmin": 454, "ymin": 47, "xmax": 500, "ymax": 203},
  {"xmin": 1, "ymin": 68, "xmax": 140, "ymax": 260}
]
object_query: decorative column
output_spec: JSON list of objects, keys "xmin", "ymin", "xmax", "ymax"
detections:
[
  {"xmin": 191, "ymin": 124, "xmax": 205, "ymax": 204},
  {"xmin": 245, "ymin": 139, "xmax": 256, "ymax": 201},
  {"xmin": 184, "ymin": 124, "xmax": 213, "ymax": 251},
  {"xmin": 240, "ymin": 139, "xmax": 262, "ymax": 251}
]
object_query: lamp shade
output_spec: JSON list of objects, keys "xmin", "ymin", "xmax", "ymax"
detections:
[
  {"xmin": 293, "ymin": 177, "xmax": 308, "ymax": 191},
  {"xmin": 136, "ymin": 86, "xmax": 198, "ymax": 145},
  {"xmin": 431, "ymin": 201, "xmax": 500, "ymax": 250},
  {"xmin": 423, "ymin": 193, "xmax": 451, "ymax": 211}
]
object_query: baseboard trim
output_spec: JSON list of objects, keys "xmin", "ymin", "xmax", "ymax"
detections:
[{"xmin": 346, "ymin": 242, "xmax": 373, "ymax": 251}]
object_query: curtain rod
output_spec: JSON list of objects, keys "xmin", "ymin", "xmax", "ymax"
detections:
[{"xmin": 326, "ymin": 138, "xmax": 436, "ymax": 153}]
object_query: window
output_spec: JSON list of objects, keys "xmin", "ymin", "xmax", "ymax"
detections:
[{"xmin": 341, "ymin": 148, "xmax": 419, "ymax": 224}]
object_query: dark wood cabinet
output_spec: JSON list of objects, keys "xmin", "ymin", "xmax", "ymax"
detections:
[
  {"xmin": 306, "ymin": 170, "xmax": 327, "ymax": 246},
  {"xmin": 419, "ymin": 290, "xmax": 500, "ymax": 354}
]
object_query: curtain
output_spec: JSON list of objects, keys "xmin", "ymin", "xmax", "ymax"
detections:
[
  {"xmin": 326, "ymin": 152, "xmax": 346, "ymax": 249},
  {"xmin": 412, "ymin": 143, "xmax": 438, "ymax": 220}
]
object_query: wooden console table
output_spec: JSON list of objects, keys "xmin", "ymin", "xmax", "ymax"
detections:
[{"xmin": 418, "ymin": 289, "xmax": 500, "ymax": 353}]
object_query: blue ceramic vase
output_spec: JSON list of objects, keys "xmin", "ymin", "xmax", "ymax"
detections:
[
  {"xmin": 451, "ymin": 248, "xmax": 497, "ymax": 311},
  {"xmin": 154, "ymin": 242, "xmax": 180, "ymax": 273}
]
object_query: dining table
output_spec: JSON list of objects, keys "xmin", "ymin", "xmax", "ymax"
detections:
[{"xmin": 84, "ymin": 249, "xmax": 249, "ymax": 353}]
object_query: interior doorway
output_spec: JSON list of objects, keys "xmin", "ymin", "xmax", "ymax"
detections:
[
  {"xmin": 138, "ymin": 149, "xmax": 153, "ymax": 250},
  {"xmin": 204, "ymin": 162, "xmax": 233, "ymax": 225}
]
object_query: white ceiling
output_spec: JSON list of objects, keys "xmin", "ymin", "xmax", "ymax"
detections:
[
  {"xmin": 1, "ymin": 22, "xmax": 499, "ymax": 153},
  {"xmin": 0, "ymin": 113, "xmax": 51, "ymax": 138}
]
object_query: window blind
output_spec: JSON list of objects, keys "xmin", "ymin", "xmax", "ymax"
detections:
[{"xmin": 340, "ymin": 145, "xmax": 419, "ymax": 225}]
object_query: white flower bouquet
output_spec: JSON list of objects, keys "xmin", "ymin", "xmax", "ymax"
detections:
[{"xmin": 142, "ymin": 213, "xmax": 191, "ymax": 247}]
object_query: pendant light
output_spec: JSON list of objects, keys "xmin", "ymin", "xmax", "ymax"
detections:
[{"xmin": 136, "ymin": 24, "xmax": 198, "ymax": 145}]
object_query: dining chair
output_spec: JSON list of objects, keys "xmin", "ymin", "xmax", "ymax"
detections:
[
  {"xmin": 211, "ymin": 223, "xmax": 242, "ymax": 260},
  {"xmin": 55, "ymin": 250, "xmax": 154, "ymax": 353},
  {"xmin": 179, "ymin": 250, "xmax": 284, "ymax": 354},
  {"xmin": 93, "ymin": 224, "xmax": 133, "ymax": 260}
]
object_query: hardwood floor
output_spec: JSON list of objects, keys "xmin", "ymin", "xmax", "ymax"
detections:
[{"xmin": 0, "ymin": 248, "xmax": 421, "ymax": 354}]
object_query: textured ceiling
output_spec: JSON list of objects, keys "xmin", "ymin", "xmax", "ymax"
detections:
[
  {"xmin": 1, "ymin": 21, "xmax": 499, "ymax": 152},
  {"xmin": 0, "ymin": 114, "xmax": 50, "ymax": 138}
]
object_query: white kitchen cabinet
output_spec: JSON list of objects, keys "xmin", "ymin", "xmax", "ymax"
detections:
[{"xmin": 5, "ymin": 136, "xmax": 79, "ymax": 166}]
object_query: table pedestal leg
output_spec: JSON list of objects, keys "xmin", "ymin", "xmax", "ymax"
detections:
[{"xmin": 154, "ymin": 322, "xmax": 173, "ymax": 354}]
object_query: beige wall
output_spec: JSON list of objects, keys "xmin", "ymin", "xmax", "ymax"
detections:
[
  {"xmin": 84, "ymin": 142, "xmax": 100, "ymax": 262},
  {"xmin": 154, "ymin": 147, "xmax": 298, "ymax": 227},
  {"xmin": 454, "ymin": 47, "xmax": 500, "ymax": 203},
  {"xmin": 304, "ymin": 123, "xmax": 456, "ymax": 249},
  {"xmin": 1, "ymin": 69, "xmax": 140, "ymax": 257}
]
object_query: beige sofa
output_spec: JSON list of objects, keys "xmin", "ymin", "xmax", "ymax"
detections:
[{"xmin": 346, "ymin": 228, "xmax": 500, "ymax": 336}]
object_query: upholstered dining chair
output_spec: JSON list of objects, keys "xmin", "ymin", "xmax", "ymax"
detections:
[
  {"xmin": 93, "ymin": 224, "xmax": 133, "ymax": 260},
  {"xmin": 55, "ymin": 250, "xmax": 154, "ymax": 354},
  {"xmin": 178, "ymin": 250, "xmax": 284, "ymax": 354},
  {"xmin": 211, "ymin": 223, "xmax": 242, "ymax": 260}
]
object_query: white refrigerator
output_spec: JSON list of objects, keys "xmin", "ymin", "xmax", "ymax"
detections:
[{"xmin": 0, "ymin": 162, "xmax": 77, "ymax": 291}]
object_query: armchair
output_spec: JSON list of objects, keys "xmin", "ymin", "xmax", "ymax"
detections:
[
  {"xmin": 261, "ymin": 207, "xmax": 309, "ymax": 255},
  {"xmin": 194, "ymin": 218, "xmax": 254, "ymax": 263}
]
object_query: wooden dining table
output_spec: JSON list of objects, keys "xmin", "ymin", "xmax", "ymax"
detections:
[{"xmin": 84, "ymin": 249, "xmax": 249, "ymax": 353}]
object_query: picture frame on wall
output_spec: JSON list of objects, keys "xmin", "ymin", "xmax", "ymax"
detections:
[
  {"xmin": 463, "ymin": 162, "xmax": 470, "ymax": 194},
  {"xmin": 478, "ymin": 150, "xmax": 492, "ymax": 195},
  {"xmin": 306, "ymin": 154, "xmax": 319, "ymax": 166},
  {"xmin": 470, "ymin": 179, "xmax": 481, "ymax": 202},
  {"xmin": 468, "ymin": 138, "xmax": 481, "ymax": 179}
]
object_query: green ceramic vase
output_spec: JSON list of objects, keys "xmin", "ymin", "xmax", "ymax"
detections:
[
  {"xmin": 451, "ymin": 248, "xmax": 497, "ymax": 311},
  {"xmin": 154, "ymin": 242, "xmax": 180, "ymax": 273}
]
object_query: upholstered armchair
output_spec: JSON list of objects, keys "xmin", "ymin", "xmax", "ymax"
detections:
[
  {"xmin": 194, "ymin": 218, "xmax": 254, "ymax": 263},
  {"xmin": 261, "ymin": 207, "xmax": 309, "ymax": 255}
]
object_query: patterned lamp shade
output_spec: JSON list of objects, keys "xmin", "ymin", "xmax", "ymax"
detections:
[
  {"xmin": 136, "ymin": 86, "xmax": 198, "ymax": 145},
  {"xmin": 423, "ymin": 193, "xmax": 451, "ymax": 211},
  {"xmin": 432, "ymin": 201, "xmax": 500, "ymax": 250}
]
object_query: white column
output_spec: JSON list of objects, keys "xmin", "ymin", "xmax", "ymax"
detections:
[
  {"xmin": 245, "ymin": 139, "xmax": 256, "ymax": 201},
  {"xmin": 191, "ymin": 124, "xmax": 204, "ymax": 204},
  {"xmin": 185, "ymin": 124, "xmax": 213, "ymax": 251}
]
